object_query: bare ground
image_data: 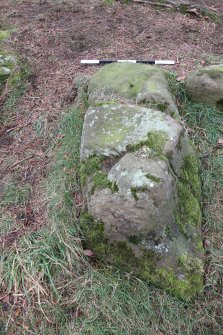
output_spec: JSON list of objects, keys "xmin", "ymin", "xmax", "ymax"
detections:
[{"xmin": 0, "ymin": 0, "xmax": 223, "ymax": 269}]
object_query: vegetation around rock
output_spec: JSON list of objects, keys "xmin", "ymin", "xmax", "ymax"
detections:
[
  {"xmin": 185, "ymin": 64, "xmax": 223, "ymax": 109},
  {"xmin": 80, "ymin": 63, "xmax": 203, "ymax": 300},
  {"xmin": 0, "ymin": 1, "xmax": 223, "ymax": 333}
]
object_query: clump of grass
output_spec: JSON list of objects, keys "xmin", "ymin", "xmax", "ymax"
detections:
[
  {"xmin": 0, "ymin": 78, "xmax": 89, "ymax": 332},
  {"xmin": 0, "ymin": 30, "xmax": 10, "ymax": 41},
  {"xmin": 0, "ymin": 212, "xmax": 14, "ymax": 235},
  {"xmin": 177, "ymin": 79, "xmax": 223, "ymax": 300},
  {"xmin": 0, "ymin": 52, "xmax": 31, "ymax": 125},
  {"xmin": 1, "ymin": 181, "xmax": 31, "ymax": 207}
]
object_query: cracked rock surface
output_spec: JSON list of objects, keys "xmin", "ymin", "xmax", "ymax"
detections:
[{"xmin": 80, "ymin": 64, "xmax": 204, "ymax": 300}]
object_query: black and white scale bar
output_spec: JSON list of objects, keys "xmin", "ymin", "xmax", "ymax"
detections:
[{"xmin": 81, "ymin": 60, "xmax": 175, "ymax": 65}]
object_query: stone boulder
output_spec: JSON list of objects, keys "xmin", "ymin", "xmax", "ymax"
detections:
[
  {"xmin": 80, "ymin": 64, "xmax": 203, "ymax": 301},
  {"xmin": 81, "ymin": 104, "xmax": 192, "ymax": 176},
  {"xmin": 185, "ymin": 64, "xmax": 223, "ymax": 109},
  {"xmin": 0, "ymin": 53, "xmax": 16, "ymax": 94},
  {"xmin": 88, "ymin": 63, "xmax": 179, "ymax": 116}
]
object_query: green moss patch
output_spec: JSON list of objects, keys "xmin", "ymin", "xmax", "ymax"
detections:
[
  {"xmin": 80, "ymin": 155, "xmax": 118, "ymax": 193},
  {"xmin": 80, "ymin": 212, "xmax": 136, "ymax": 271},
  {"xmin": 175, "ymin": 155, "xmax": 202, "ymax": 236},
  {"xmin": 80, "ymin": 211, "xmax": 203, "ymax": 301},
  {"xmin": 143, "ymin": 265, "xmax": 203, "ymax": 302},
  {"xmin": 91, "ymin": 171, "xmax": 118, "ymax": 194},
  {"xmin": 131, "ymin": 186, "xmax": 148, "ymax": 200},
  {"xmin": 88, "ymin": 63, "xmax": 160, "ymax": 102},
  {"xmin": 145, "ymin": 174, "xmax": 161, "ymax": 183},
  {"xmin": 180, "ymin": 155, "xmax": 201, "ymax": 200},
  {"xmin": 80, "ymin": 156, "xmax": 104, "ymax": 186},
  {"xmin": 196, "ymin": 65, "xmax": 223, "ymax": 79},
  {"xmin": 176, "ymin": 181, "xmax": 201, "ymax": 230},
  {"xmin": 127, "ymin": 130, "xmax": 168, "ymax": 155},
  {"xmin": 151, "ymin": 102, "xmax": 168, "ymax": 113},
  {"xmin": 0, "ymin": 30, "xmax": 10, "ymax": 41},
  {"xmin": 147, "ymin": 131, "xmax": 168, "ymax": 154}
]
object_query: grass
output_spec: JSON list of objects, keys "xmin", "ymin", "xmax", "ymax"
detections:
[
  {"xmin": 1, "ymin": 181, "xmax": 31, "ymax": 207},
  {"xmin": 1, "ymin": 75, "xmax": 223, "ymax": 334},
  {"xmin": 0, "ymin": 30, "xmax": 10, "ymax": 41},
  {"xmin": 0, "ymin": 52, "xmax": 31, "ymax": 125}
]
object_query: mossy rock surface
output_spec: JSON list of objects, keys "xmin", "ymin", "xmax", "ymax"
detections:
[
  {"xmin": 88, "ymin": 63, "xmax": 178, "ymax": 116},
  {"xmin": 185, "ymin": 64, "xmax": 223, "ymax": 110},
  {"xmin": 80, "ymin": 103, "xmax": 192, "ymax": 175},
  {"xmin": 0, "ymin": 52, "xmax": 17, "ymax": 94},
  {"xmin": 80, "ymin": 64, "xmax": 204, "ymax": 300}
]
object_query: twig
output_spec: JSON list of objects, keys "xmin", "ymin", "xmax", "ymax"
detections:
[
  {"xmin": 133, "ymin": 0, "xmax": 172, "ymax": 7},
  {"xmin": 9, "ymin": 154, "xmax": 35, "ymax": 170}
]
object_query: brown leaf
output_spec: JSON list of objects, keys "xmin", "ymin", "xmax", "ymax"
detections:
[
  {"xmin": 83, "ymin": 249, "xmax": 94, "ymax": 257},
  {"xmin": 14, "ymin": 307, "xmax": 22, "ymax": 318}
]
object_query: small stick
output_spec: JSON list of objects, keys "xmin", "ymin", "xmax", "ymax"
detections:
[{"xmin": 9, "ymin": 154, "xmax": 35, "ymax": 170}]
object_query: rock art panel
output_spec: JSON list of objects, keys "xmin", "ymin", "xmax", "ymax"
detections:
[{"xmin": 80, "ymin": 64, "xmax": 204, "ymax": 300}]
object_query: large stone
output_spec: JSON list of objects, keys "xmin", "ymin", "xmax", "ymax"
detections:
[
  {"xmin": 88, "ymin": 154, "xmax": 177, "ymax": 246},
  {"xmin": 0, "ymin": 53, "xmax": 16, "ymax": 94},
  {"xmin": 80, "ymin": 104, "xmax": 192, "ymax": 176},
  {"xmin": 185, "ymin": 64, "xmax": 223, "ymax": 109},
  {"xmin": 88, "ymin": 63, "xmax": 179, "ymax": 116},
  {"xmin": 80, "ymin": 64, "xmax": 203, "ymax": 300},
  {"xmin": 86, "ymin": 151, "xmax": 202, "ymax": 274}
]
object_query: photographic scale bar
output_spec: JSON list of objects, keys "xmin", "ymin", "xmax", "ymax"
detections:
[{"xmin": 80, "ymin": 60, "xmax": 175, "ymax": 65}]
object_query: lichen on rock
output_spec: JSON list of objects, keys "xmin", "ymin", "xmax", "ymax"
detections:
[
  {"xmin": 80, "ymin": 63, "xmax": 204, "ymax": 300},
  {"xmin": 88, "ymin": 63, "xmax": 179, "ymax": 116}
]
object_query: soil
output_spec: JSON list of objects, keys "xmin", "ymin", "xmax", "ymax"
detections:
[{"xmin": 0, "ymin": 0, "xmax": 223, "ymax": 243}]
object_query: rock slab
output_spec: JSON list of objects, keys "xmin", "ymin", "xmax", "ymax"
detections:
[
  {"xmin": 185, "ymin": 64, "xmax": 223, "ymax": 109},
  {"xmin": 88, "ymin": 63, "xmax": 179, "ymax": 116},
  {"xmin": 80, "ymin": 64, "xmax": 204, "ymax": 300}
]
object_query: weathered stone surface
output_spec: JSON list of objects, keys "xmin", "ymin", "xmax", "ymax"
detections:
[
  {"xmin": 185, "ymin": 64, "xmax": 223, "ymax": 109},
  {"xmin": 88, "ymin": 63, "xmax": 179, "ymax": 116},
  {"xmin": 0, "ymin": 30, "xmax": 10, "ymax": 42},
  {"xmin": 0, "ymin": 53, "xmax": 16, "ymax": 94},
  {"xmin": 80, "ymin": 64, "xmax": 203, "ymax": 300},
  {"xmin": 87, "ymin": 154, "xmax": 177, "ymax": 245},
  {"xmin": 80, "ymin": 104, "xmax": 192, "ymax": 176}
]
